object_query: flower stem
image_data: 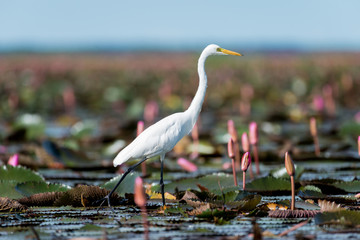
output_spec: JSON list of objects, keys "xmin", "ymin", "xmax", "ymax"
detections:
[{"xmin": 290, "ymin": 175, "xmax": 295, "ymax": 210}]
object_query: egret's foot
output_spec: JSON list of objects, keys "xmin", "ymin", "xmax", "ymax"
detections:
[{"xmin": 94, "ymin": 195, "xmax": 116, "ymax": 214}]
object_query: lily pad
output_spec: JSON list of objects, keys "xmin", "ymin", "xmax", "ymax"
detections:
[
  {"xmin": 15, "ymin": 181, "xmax": 71, "ymax": 197},
  {"xmin": 0, "ymin": 181, "xmax": 24, "ymax": 199},
  {"xmin": 152, "ymin": 173, "xmax": 237, "ymax": 193},
  {"xmin": 333, "ymin": 180, "xmax": 360, "ymax": 193},
  {"xmin": 101, "ymin": 172, "xmax": 140, "ymax": 197},
  {"xmin": 270, "ymin": 165, "xmax": 304, "ymax": 180},
  {"xmin": 0, "ymin": 165, "xmax": 44, "ymax": 183},
  {"xmin": 245, "ymin": 176, "xmax": 291, "ymax": 194},
  {"xmin": 226, "ymin": 194, "xmax": 262, "ymax": 211},
  {"xmin": 315, "ymin": 210, "xmax": 360, "ymax": 229}
]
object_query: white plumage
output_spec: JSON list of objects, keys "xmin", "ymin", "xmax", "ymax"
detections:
[
  {"xmin": 97, "ymin": 44, "xmax": 242, "ymax": 210},
  {"xmin": 113, "ymin": 44, "xmax": 241, "ymax": 167}
]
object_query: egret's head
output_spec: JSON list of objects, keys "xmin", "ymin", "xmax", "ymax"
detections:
[{"xmin": 205, "ymin": 44, "xmax": 242, "ymax": 56}]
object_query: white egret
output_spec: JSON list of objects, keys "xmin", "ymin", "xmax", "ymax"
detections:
[{"xmin": 97, "ymin": 44, "xmax": 242, "ymax": 210}]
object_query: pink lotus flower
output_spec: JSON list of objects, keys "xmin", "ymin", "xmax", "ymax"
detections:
[
  {"xmin": 241, "ymin": 132, "xmax": 250, "ymax": 152},
  {"xmin": 249, "ymin": 122, "xmax": 258, "ymax": 145},
  {"xmin": 134, "ymin": 177, "xmax": 146, "ymax": 207},
  {"xmin": 227, "ymin": 120, "xmax": 238, "ymax": 141},
  {"xmin": 241, "ymin": 152, "xmax": 251, "ymax": 172},
  {"xmin": 144, "ymin": 100, "xmax": 159, "ymax": 124},
  {"xmin": 227, "ymin": 138, "xmax": 235, "ymax": 159},
  {"xmin": 355, "ymin": 112, "xmax": 360, "ymax": 123},
  {"xmin": 137, "ymin": 121, "xmax": 145, "ymax": 136},
  {"xmin": 177, "ymin": 158, "xmax": 198, "ymax": 172},
  {"xmin": 8, "ymin": 154, "xmax": 19, "ymax": 167},
  {"xmin": 312, "ymin": 95, "xmax": 324, "ymax": 112}
]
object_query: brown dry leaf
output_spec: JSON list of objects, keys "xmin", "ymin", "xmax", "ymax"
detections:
[
  {"xmin": 318, "ymin": 199, "xmax": 344, "ymax": 212},
  {"xmin": 196, "ymin": 183, "xmax": 209, "ymax": 192},
  {"xmin": 54, "ymin": 185, "xmax": 122, "ymax": 207},
  {"xmin": 0, "ymin": 197, "xmax": 27, "ymax": 212},
  {"xmin": 269, "ymin": 209, "xmax": 320, "ymax": 218},
  {"xmin": 18, "ymin": 192, "xmax": 64, "ymax": 207},
  {"xmin": 188, "ymin": 203, "xmax": 211, "ymax": 216},
  {"xmin": 180, "ymin": 191, "xmax": 202, "ymax": 208}
]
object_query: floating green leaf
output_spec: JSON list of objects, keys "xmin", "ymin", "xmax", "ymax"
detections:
[
  {"xmin": 152, "ymin": 173, "xmax": 236, "ymax": 193},
  {"xmin": 0, "ymin": 181, "xmax": 23, "ymax": 199},
  {"xmin": 101, "ymin": 172, "xmax": 140, "ymax": 197},
  {"xmin": 245, "ymin": 176, "xmax": 291, "ymax": 193},
  {"xmin": 16, "ymin": 181, "xmax": 71, "ymax": 197},
  {"xmin": 226, "ymin": 194, "xmax": 262, "ymax": 211},
  {"xmin": 0, "ymin": 165, "xmax": 44, "ymax": 183},
  {"xmin": 333, "ymin": 180, "xmax": 360, "ymax": 193},
  {"xmin": 315, "ymin": 210, "xmax": 360, "ymax": 228}
]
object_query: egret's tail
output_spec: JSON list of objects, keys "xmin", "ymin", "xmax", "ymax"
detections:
[{"xmin": 113, "ymin": 146, "xmax": 133, "ymax": 167}]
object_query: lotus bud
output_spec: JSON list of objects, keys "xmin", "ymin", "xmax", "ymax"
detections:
[
  {"xmin": 144, "ymin": 100, "xmax": 159, "ymax": 124},
  {"xmin": 309, "ymin": 117, "xmax": 317, "ymax": 137},
  {"xmin": 241, "ymin": 152, "xmax": 251, "ymax": 172},
  {"xmin": 177, "ymin": 158, "xmax": 198, "ymax": 172},
  {"xmin": 8, "ymin": 154, "xmax": 19, "ymax": 167},
  {"xmin": 241, "ymin": 132, "xmax": 250, "ymax": 152},
  {"xmin": 134, "ymin": 177, "xmax": 146, "ymax": 207},
  {"xmin": 358, "ymin": 136, "xmax": 360, "ymax": 156},
  {"xmin": 249, "ymin": 122, "xmax": 258, "ymax": 145},
  {"xmin": 137, "ymin": 121, "xmax": 145, "ymax": 136},
  {"xmin": 227, "ymin": 138, "xmax": 235, "ymax": 159},
  {"xmin": 285, "ymin": 152, "xmax": 295, "ymax": 176},
  {"xmin": 312, "ymin": 95, "xmax": 324, "ymax": 112},
  {"xmin": 227, "ymin": 120, "xmax": 238, "ymax": 141}
]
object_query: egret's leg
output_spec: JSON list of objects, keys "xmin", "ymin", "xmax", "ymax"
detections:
[
  {"xmin": 159, "ymin": 154, "xmax": 166, "ymax": 206},
  {"xmin": 96, "ymin": 157, "xmax": 147, "ymax": 213}
]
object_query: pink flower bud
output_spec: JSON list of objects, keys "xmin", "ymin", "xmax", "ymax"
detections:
[
  {"xmin": 241, "ymin": 132, "xmax": 250, "ymax": 152},
  {"xmin": 249, "ymin": 122, "xmax": 258, "ymax": 145},
  {"xmin": 137, "ymin": 121, "xmax": 145, "ymax": 136},
  {"xmin": 241, "ymin": 152, "xmax": 251, "ymax": 172},
  {"xmin": 355, "ymin": 112, "xmax": 360, "ymax": 124},
  {"xmin": 309, "ymin": 117, "xmax": 317, "ymax": 137},
  {"xmin": 227, "ymin": 138, "xmax": 235, "ymax": 158},
  {"xmin": 134, "ymin": 177, "xmax": 146, "ymax": 207},
  {"xmin": 144, "ymin": 100, "xmax": 159, "ymax": 124},
  {"xmin": 177, "ymin": 158, "xmax": 198, "ymax": 172},
  {"xmin": 227, "ymin": 120, "xmax": 238, "ymax": 141},
  {"xmin": 312, "ymin": 95, "xmax": 324, "ymax": 112},
  {"xmin": 8, "ymin": 154, "xmax": 19, "ymax": 167},
  {"xmin": 192, "ymin": 122, "xmax": 199, "ymax": 141},
  {"xmin": 285, "ymin": 152, "xmax": 295, "ymax": 176},
  {"xmin": 358, "ymin": 136, "xmax": 360, "ymax": 156}
]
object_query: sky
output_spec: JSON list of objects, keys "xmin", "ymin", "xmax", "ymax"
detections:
[{"xmin": 1, "ymin": 0, "xmax": 360, "ymax": 51}]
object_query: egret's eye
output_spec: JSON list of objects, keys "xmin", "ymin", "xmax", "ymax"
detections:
[{"xmin": 216, "ymin": 47, "xmax": 222, "ymax": 52}]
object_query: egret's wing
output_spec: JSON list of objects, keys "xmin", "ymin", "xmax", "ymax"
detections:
[{"xmin": 113, "ymin": 112, "xmax": 189, "ymax": 166}]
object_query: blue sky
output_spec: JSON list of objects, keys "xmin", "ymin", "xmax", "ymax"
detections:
[{"xmin": 1, "ymin": 0, "xmax": 360, "ymax": 51}]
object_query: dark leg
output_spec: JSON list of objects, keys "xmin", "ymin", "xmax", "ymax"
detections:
[
  {"xmin": 159, "ymin": 154, "xmax": 165, "ymax": 206},
  {"xmin": 96, "ymin": 157, "xmax": 147, "ymax": 213}
]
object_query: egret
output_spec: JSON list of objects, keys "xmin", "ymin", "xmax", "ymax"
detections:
[{"xmin": 97, "ymin": 44, "xmax": 242, "ymax": 211}]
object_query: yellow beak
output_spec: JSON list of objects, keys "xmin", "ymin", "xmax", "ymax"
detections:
[{"xmin": 219, "ymin": 48, "xmax": 242, "ymax": 56}]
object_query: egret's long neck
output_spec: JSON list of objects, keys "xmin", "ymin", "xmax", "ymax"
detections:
[{"xmin": 186, "ymin": 51, "xmax": 208, "ymax": 125}]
